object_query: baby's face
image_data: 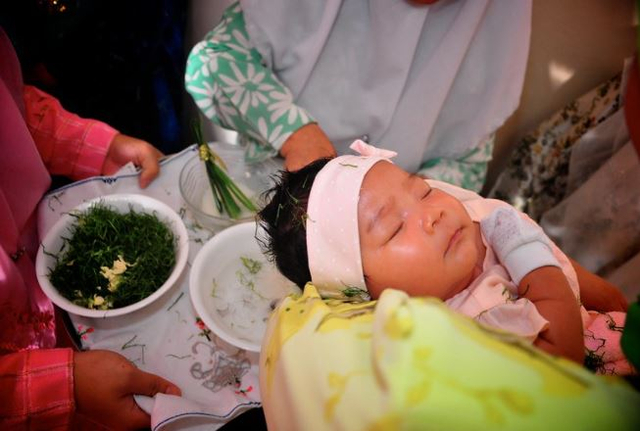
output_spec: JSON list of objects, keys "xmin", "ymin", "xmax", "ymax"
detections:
[{"xmin": 358, "ymin": 161, "xmax": 482, "ymax": 300}]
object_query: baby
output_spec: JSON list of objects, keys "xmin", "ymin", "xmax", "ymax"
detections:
[{"xmin": 258, "ymin": 141, "xmax": 632, "ymax": 374}]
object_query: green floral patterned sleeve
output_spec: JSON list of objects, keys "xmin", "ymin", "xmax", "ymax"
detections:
[
  {"xmin": 185, "ymin": 2, "xmax": 315, "ymax": 163},
  {"xmin": 418, "ymin": 134, "xmax": 495, "ymax": 193}
]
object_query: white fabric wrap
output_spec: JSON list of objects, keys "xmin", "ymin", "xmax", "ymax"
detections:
[
  {"xmin": 306, "ymin": 154, "xmax": 388, "ymax": 301},
  {"xmin": 240, "ymin": 0, "xmax": 532, "ymax": 172},
  {"xmin": 480, "ymin": 206, "xmax": 561, "ymax": 285}
]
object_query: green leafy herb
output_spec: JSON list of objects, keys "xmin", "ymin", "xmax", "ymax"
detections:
[
  {"xmin": 193, "ymin": 119, "xmax": 257, "ymax": 219},
  {"xmin": 341, "ymin": 286, "xmax": 369, "ymax": 299},
  {"xmin": 235, "ymin": 257, "xmax": 268, "ymax": 300},
  {"xmin": 49, "ymin": 203, "xmax": 176, "ymax": 310},
  {"xmin": 240, "ymin": 256, "xmax": 262, "ymax": 275}
]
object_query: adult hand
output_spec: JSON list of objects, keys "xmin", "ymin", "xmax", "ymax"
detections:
[
  {"xmin": 279, "ymin": 123, "xmax": 336, "ymax": 171},
  {"xmin": 102, "ymin": 133, "xmax": 164, "ymax": 188},
  {"xmin": 74, "ymin": 350, "xmax": 181, "ymax": 430},
  {"xmin": 570, "ymin": 258, "xmax": 628, "ymax": 312},
  {"xmin": 480, "ymin": 206, "xmax": 560, "ymax": 285}
]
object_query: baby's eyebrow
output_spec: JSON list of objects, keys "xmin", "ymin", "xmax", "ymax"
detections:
[
  {"xmin": 406, "ymin": 173, "xmax": 423, "ymax": 186},
  {"xmin": 405, "ymin": 173, "xmax": 431, "ymax": 194},
  {"xmin": 366, "ymin": 197, "xmax": 393, "ymax": 234}
]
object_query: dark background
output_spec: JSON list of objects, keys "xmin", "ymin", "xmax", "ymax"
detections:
[{"xmin": 0, "ymin": 0, "xmax": 191, "ymax": 155}]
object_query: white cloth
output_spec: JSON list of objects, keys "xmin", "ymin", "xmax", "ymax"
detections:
[
  {"xmin": 241, "ymin": 0, "xmax": 532, "ymax": 172},
  {"xmin": 37, "ymin": 146, "xmax": 268, "ymax": 431},
  {"xmin": 480, "ymin": 206, "xmax": 561, "ymax": 285}
]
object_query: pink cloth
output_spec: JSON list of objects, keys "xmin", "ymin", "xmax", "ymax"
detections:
[
  {"xmin": 306, "ymin": 141, "xmax": 392, "ymax": 300},
  {"xmin": 0, "ymin": 28, "xmax": 114, "ymax": 427},
  {"xmin": 431, "ymin": 180, "xmax": 633, "ymax": 375},
  {"xmin": 583, "ymin": 311, "xmax": 631, "ymax": 375}
]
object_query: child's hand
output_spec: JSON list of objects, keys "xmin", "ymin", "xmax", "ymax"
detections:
[
  {"xmin": 480, "ymin": 206, "xmax": 560, "ymax": 284},
  {"xmin": 74, "ymin": 350, "xmax": 181, "ymax": 430},
  {"xmin": 102, "ymin": 133, "xmax": 164, "ymax": 189}
]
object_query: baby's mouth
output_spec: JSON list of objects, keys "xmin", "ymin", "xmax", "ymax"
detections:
[{"xmin": 445, "ymin": 227, "xmax": 463, "ymax": 255}]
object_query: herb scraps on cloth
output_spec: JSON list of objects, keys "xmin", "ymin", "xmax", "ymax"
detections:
[{"xmin": 47, "ymin": 203, "xmax": 176, "ymax": 310}]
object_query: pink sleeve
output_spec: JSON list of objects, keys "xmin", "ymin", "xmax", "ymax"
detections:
[
  {"xmin": 23, "ymin": 85, "xmax": 118, "ymax": 181},
  {"xmin": 0, "ymin": 348, "xmax": 75, "ymax": 429}
]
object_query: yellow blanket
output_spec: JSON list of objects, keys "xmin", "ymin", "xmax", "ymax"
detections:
[{"xmin": 260, "ymin": 285, "xmax": 640, "ymax": 430}]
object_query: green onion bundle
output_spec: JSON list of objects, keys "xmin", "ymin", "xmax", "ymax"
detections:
[{"xmin": 193, "ymin": 121, "xmax": 257, "ymax": 219}]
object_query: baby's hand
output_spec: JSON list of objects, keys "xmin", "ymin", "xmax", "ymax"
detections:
[
  {"xmin": 74, "ymin": 350, "xmax": 181, "ymax": 430},
  {"xmin": 480, "ymin": 206, "xmax": 560, "ymax": 285}
]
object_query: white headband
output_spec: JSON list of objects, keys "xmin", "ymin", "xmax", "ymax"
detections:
[{"xmin": 306, "ymin": 140, "xmax": 397, "ymax": 301}]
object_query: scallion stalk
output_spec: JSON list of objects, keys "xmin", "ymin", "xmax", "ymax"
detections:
[{"xmin": 193, "ymin": 120, "xmax": 257, "ymax": 219}]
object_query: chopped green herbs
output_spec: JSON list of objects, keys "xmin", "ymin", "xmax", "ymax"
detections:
[
  {"xmin": 341, "ymin": 286, "xmax": 369, "ymax": 299},
  {"xmin": 235, "ymin": 256, "xmax": 267, "ymax": 300},
  {"xmin": 240, "ymin": 256, "xmax": 262, "ymax": 275},
  {"xmin": 49, "ymin": 203, "xmax": 176, "ymax": 310}
]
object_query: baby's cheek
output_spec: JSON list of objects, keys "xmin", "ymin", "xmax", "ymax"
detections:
[{"xmin": 451, "ymin": 240, "xmax": 477, "ymax": 268}]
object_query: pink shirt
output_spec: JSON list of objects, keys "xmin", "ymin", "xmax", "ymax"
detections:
[
  {"xmin": 427, "ymin": 180, "xmax": 583, "ymax": 341},
  {"xmin": 0, "ymin": 28, "xmax": 116, "ymax": 427}
]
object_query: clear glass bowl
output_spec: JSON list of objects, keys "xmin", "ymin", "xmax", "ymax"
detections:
[{"xmin": 179, "ymin": 142, "xmax": 282, "ymax": 232}]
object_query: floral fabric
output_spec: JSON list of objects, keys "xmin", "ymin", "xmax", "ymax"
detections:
[
  {"xmin": 185, "ymin": 2, "xmax": 492, "ymax": 192},
  {"xmin": 419, "ymin": 134, "xmax": 494, "ymax": 192},
  {"xmin": 488, "ymin": 75, "xmax": 622, "ymax": 220},
  {"xmin": 185, "ymin": 2, "xmax": 313, "ymax": 164}
]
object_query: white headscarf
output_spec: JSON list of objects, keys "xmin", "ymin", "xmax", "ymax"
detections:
[{"xmin": 240, "ymin": 0, "xmax": 531, "ymax": 172}]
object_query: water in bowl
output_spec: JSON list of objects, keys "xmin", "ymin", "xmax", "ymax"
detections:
[
  {"xmin": 203, "ymin": 251, "xmax": 299, "ymax": 347},
  {"xmin": 199, "ymin": 181, "xmax": 256, "ymax": 220}
]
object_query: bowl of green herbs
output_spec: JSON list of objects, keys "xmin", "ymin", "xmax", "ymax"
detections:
[{"xmin": 35, "ymin": 194, "xmax": 189, "ymax": 318}]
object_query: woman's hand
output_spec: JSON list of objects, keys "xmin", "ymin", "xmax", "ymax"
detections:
[
  {"xmin": 102, "ymin": 133, "xmax": 163, "ymax": 188},
  {"xmin": 74, "ymin": 350, "xmax": 181, "ymax": 430},
  {"xmin": 570, "ymin": 258, "xmax": 628, "ymax": 312},
  {"xmin": 279, "ymin": 123, "xmax": 336, "ymax": 171}
]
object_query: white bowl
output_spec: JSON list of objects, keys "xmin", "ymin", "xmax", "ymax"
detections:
[
  {"xmin": 179, "ymin": 142, "xmax": 281, "ymax": 232},
  {"xmin": 36, "ymin": 194, "xmax": 189, "ymax": 318},
  {"xmin": 189, "ymin": 222, "xmax": 300, "ymax": 352}
]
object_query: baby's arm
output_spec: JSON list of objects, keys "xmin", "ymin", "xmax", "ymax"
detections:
[
  {"xmin": 481, "ymin": 206, "xmax": 584, "ymax": 363},
  {"xmin": 518, "ymin": 267, "xmax": 584, "ymax": 363},
  {"xmin": 570, "ymin": 258, "xmax": 628, "ymax": 312}
]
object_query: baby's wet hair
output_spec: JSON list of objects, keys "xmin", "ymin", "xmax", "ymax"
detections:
[{"xmin": 258, "ymin": 158, "xmax": 331, "ymax": 288}]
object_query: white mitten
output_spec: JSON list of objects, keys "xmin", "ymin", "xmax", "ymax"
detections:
[{"xmin": 480, "ymin": 206, "xmax": 560, "ymax": 285}]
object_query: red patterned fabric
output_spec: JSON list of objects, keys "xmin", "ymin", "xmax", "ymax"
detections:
[
  {"xmin": 24, "ymin": 85, "xmax": 117, "ymax": 181},
  {"xmin": 0, "ymin": 348, "xmax": 74, "ymax": 430}
]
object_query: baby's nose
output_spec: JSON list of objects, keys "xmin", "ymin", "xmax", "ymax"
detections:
[{"xmin": 421, "ymin": 208, "xmax": 442, "ymax": 233}]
